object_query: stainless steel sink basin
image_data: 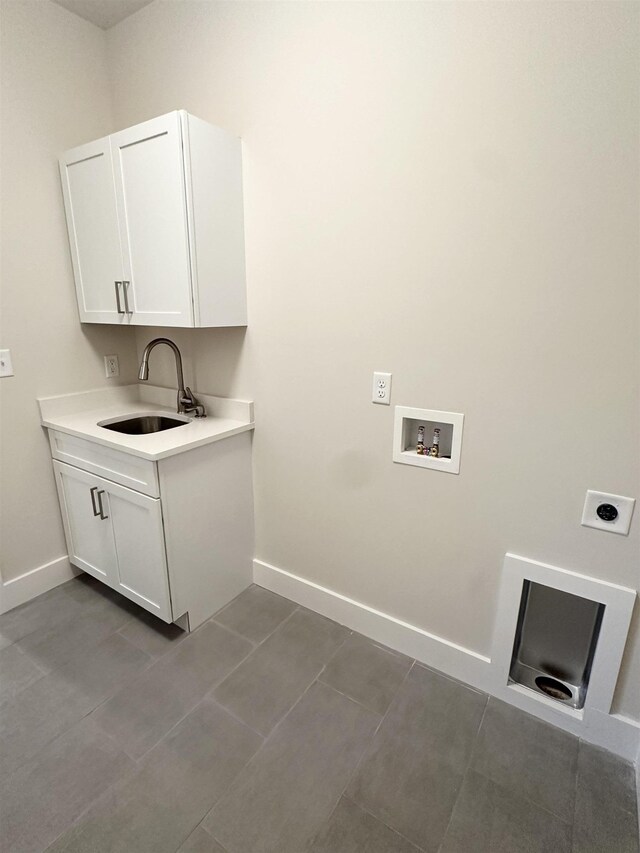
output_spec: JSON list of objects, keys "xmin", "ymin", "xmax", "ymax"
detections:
[{"xmin": 98, "ymin": 414, "xmax": 190, "ymax": 435}]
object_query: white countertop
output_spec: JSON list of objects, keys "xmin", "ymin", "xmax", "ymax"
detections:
[{"xmin": 38, "ymin": 385, "xmax": 254, "ymax": 461}]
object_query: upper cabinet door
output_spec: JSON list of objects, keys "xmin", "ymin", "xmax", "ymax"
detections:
[
  {"xmin": 110, "ymin": 113, "xmax": 194, "ymax": 327},
  {"xmin": 59, "ymin": 138, "xmax": 127, "ymax": 324}
]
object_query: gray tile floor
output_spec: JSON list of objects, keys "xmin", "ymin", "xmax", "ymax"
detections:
[{"xmin": 1, "ymin": 575, "xmax": 638, "ymax": 853}]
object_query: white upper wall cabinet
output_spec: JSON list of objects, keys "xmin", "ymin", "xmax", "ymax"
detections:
[{"xmin": 59, "ymin": 111, "xmax": 247, "ymax": 328}]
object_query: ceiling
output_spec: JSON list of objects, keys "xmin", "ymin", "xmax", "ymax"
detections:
[{"xmin": 51, "ymin": 0, "xmax": 155, "ymax": 30}]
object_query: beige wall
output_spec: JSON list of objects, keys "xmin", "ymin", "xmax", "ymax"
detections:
[
  {"xmin": 105, "ymin": 1, "xmax": 639, "ymax": 718},
  {"xmin": 0, "ymin": 0, "xmax": 138, "ymax": 584}
]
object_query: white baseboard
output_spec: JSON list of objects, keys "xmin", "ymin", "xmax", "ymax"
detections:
[
  {"xmin": 585, "ymin": 709, "xmax": 640, "ymax": 764},
  {"xmin": 253, "ymin": 559, "xmax": 491, "ymax": 691},
  {"xmin": 253, "ymin": 558, "xmax": 640, "ymax": 762},
  {"xmin": 0, "ymin": 556, "xmax": 78, "ymax": 614}
]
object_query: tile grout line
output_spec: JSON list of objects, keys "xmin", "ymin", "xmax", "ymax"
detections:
[
  {"xmin": 303, "ymin": 795, "xmax": 345, "ymax": 852},
  {"xmin": 114, "ymin": 620, "xmax": 187, "ymax": 659},
  {"xmin": 210, "ymin": 599, "xmax": 301, "ymax": 649},
  {"xmin": 1, "ymin": 630, "xmax": 157, "ymax": 778},
  {"xmin": 162, "ymin": 702, "xmax": 267, "ymax": 853},
  {"xmin": 575, "ymin": 737, "xmax": 640, "ymax": 820},
  {"xmin": 435, "ymin": 692, "xmax": 490, "ymax": 853},
  {"xmin": 207, "ymin": 618, "xmax": 259, "ymax": 647},
  {"xmin": 314, "ymin": 628, "xmax": 354, "ymax": 680},
  {"xmin": 209, "ymin": 584, "xmax": 317, "ymax": 648},
  {"xmin": 0, "ymin": 647, "xmax": 49, "ymax": 709},
  {"xmin": 42, "ymin": 743, "xmax": 141, "ymax": 853},
  {"xmin": 442, "ymin": 696, "xmax": 576, "ymax": 841},
  {"xmin": 313, "ymin": 679, "xmax": 384, "ymax": 719},
  {"xmin": 16, "ymin": 613, "xmax": 137, "ymax": 673},
  {"xmin": 25, "ymin": 629, "xmax": 169, "ymax": 850},
  {"xmin": 328, "ymin": 661, "xmax": 429, "ymax": 850},
  {"xmin": 340, "ymin": 793, "xmax": 425, "ymax": 852},
  {"xmin": 6, "ymin": 642, "xmax": 50, "ymax": 677},
  {"xmin": 247, "ymin": 625, "xmax": 354, "ymax": 740},
  {"xmin": 316, "ymin": 644, "xmax": 414, "ymax": 717},
  {"xmin": 571, "ymin": 739, "xmax": 582, "ymax": 849},
  {"xmin": 35, "ymin": 589, "xmax": 301, "ymax": 785},
  {"xmin": 205, "ymin": 672, "xmax": 329, "ymax": 851},
  {"xmin": 206, "ymin": 695, "xmax": 266, "ymax": 741},
  {"xmin": 201, "ymin": 630, "xmax": 359, "ymax": 851},
  {"xmin": 33, "ymin": 613, "xmax": 259, "ymax": 803},
  {"xmin": 0, "ymin": 580, "xmax": 87, "ymax": 647},
  {"xmin": 10, "ymin": 595, "xmax": 134, "ymax": 673},
  {"xmin": 204, "ymin": 646, "xmax": 384, "ymax": 853},
  {"xmin": 43, "ymin": 683, "xmax": 265, "ymax": 852},
  {"xmin": 181, "ymin": 822, "xmax": 230, "ymax": 853},
  {"xmin": 345, "ymin": 630, "xmax": 414, "ymax": 664},
  {"xmin": 412, "ymin": 658, "xmax": 486, "ymax": 696},
  {"xmin": 114, "ymin": 621, "xmax": 261, "ymax": 763},
  {"xmin": 211, "ymin": 610, "xmax": 352, "ymax": 739},
  {"xmin": 484, "ymin": 701, "xmax": 578, "ymax": 827}
]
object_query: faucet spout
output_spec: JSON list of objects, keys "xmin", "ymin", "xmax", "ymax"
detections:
[{"xmin": 138, "ymin": 338, "xmax": 206, "ymax": 418}]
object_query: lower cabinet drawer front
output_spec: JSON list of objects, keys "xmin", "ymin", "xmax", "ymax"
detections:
[{"xmin": 49, "ymin": 430, "xmax": 159, "ymax": 497}]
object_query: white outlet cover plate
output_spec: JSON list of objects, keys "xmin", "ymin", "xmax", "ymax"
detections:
[
  {"xmin": 581, "ymin": 490, "xmax": 635, "ymax": 535},
  {"xmin": 372, "ymin": 372, "xmax": 392, "ymax": 405},
  {"xmin": 104, "ymin": 354, "xmax": 119, "ymax": 378}
]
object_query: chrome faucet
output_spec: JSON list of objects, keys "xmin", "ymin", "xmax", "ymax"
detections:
[{"xmin": 138, "ymin": 338, "xmax": 206, "ymax": 418}]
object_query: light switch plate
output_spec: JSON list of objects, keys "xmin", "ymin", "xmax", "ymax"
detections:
[
  {"xmin": 372, "ymin": 372, "xmax": 392, "ymax": 405},
  {"xmin": 581, "ymin": 490, "xmax": 635, "ymax": 535},
  {"xmin": 0, "ymin": 349, "xmax": 14, "ymax": 377}
]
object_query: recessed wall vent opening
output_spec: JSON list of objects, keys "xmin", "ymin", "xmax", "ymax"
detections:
[{"xmin": 509, "ymin": 581, "xmax": 605, "ymax": 710}]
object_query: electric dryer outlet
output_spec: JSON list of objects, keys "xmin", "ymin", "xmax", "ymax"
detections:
[{"xmin": 581, "ymin": 490, "xmax": 635, "ymax": 535}]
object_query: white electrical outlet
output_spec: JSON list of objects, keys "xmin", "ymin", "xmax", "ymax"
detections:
[
  {"xmin": 104, "ymin": 355, "xmax": 119, "ymax": 378},
  {"xmin": 372, "ymin": 372, "xmax": 392, "ymax": 405},
  {"xmin": 581, "ymin": 490, "xmax": 635, "ymax": 536},
  {"xmin": 0, "ymin": 349, "xmax": 14, "ymax": 378}
]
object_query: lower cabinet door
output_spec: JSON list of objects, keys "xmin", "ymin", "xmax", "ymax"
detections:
[
  {"xmin": 53, "ymin": 461, "xmax": 118, "ymax": 586},
  {"xmin": 107, "ymin": 480, "xmax": 173, "ymax": 623},
  {"xmin": 53, "ymin": 461, "xmax": 173, "ymax": 623}
]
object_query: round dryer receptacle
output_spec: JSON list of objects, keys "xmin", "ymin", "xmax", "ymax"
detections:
[
  {"xmin": 534, "ymin": 675, "xmax": 572, "ymax": 702},
  {"xmin": 596, "ymin": 503, "xmax": 618, "ymax": 522}
]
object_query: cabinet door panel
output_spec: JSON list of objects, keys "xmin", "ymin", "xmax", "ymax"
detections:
[
  {"xmin": 108, "ymin": 485, "xmax": 173, "ymax": 623},
  {"xmin": 111, "ymin": 113, "xmax": 193, "ymax": 327},
  {"xmin": 59, "ymin": 139, "xmax": 126, "ymax": 324},
  {"xmin": 53, "ymin": 462, "xmax": 118, "ymax": 585}
]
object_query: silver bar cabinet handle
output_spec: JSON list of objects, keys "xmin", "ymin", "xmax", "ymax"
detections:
[
  {"xmin": 89, "ymin": 486, "xmax": 100, "ymax": 517},
  {"xmin": 114, "ymin": 281, "xmax": 124, "ymax": 314},
  {"xmin": 96, "ymin": 490, "xmax": 108, "ymax": 520},
  {"xmin": 122, "ymin": 281, "xmax": 132, "ymax": 315}
]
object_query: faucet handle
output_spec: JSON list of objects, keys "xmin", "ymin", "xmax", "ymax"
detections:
[{"xmin": 182, "ymin": 387, "xmax": 207, "ymax": 418}]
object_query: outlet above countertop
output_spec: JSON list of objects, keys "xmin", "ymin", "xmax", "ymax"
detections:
[{"xmin": 37, "ymin": 384, "xmax": 254, "ymax": 461}]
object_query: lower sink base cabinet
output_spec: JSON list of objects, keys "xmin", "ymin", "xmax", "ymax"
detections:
[
  {"xmin": 54, "ymin": 460, "xmax": 173, "ymax": 621},
  {"xmin": 51, "ymin": 431, "xmax": 254, "ymax": 630}
]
